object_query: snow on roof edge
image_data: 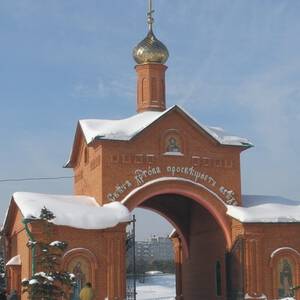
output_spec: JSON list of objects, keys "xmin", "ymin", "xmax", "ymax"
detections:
[
  {"xmin": 1, "ymin": 205, "xmax": 10, "ymax": 233},
  {"xmin": 79, "ymin": 105, "xmax": 253, "ymax": 146},
  {"xmin": 80, "ymin": 106, "xmax": 175, "ymax": 144},
  {"xmin": 6, "ymin": 255, "xmax": 21, "ymax": 266},
  {"xmin": 168, "ymin": 228, "xmax": 177, "ymax": 238},
  {"xmin": 4, "ymin": 192, "xmax": 130, "ymax": 231},
  {"xmin": 177, "ymin": 105, "xmax": 253, "ymax": 147},
  {"xmin": 227, "ymin": 194, "xmax": 300, "ymax": 224}
]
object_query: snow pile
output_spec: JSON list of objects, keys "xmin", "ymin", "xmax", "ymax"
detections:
[
  {"xmin": 6, "ymin": 255, "xmax": 21, "ymax": 266},
  {"xmin": 244, "ymin": 294, "xmax": 267, "ymax": 300},
  {"xmin": 12, "ymin": 192, "xmax": 130, "ymax": 230},
  {"xmin": 28, "ymin": 279, "xmax": 39, "ymax": 285},
  {"xmin": 49, "ymin": 241, "xmax": 65, "ymax": 247},
  {"xmin": 31, "ymin": 272, "xmax": 54, "ymax": 282},
  {"xmin": 227, "ymin": 195, "xmax": 300, "ymax": 223},
  {"xmin": 79, "ymin": 105, "xmax": 252, "ymax": 147}
]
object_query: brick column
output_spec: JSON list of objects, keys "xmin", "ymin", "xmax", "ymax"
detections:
[
  {"xmin": 105, "ymin": 227, "xmax": 126, "ymax": 300},
  {"xmin": 172, "ymin": 236, "xmax": 183, "ymax": 300},
  {"xmin": 244, "ymin": 237, "xmax": 266, "ymax": 299}
]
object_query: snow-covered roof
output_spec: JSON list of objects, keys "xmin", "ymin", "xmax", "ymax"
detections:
[
  {"xmin": 244, "ymin": 294, "xmax": 267, "ymax": 300},
  {"xmin": 79, "ymin": 105, "xmax": 252, "ymax": 147},
  {"xmin": 4, "ymin": 191, "xmax": 300, "ymax": 232},
  {"xmin": 227, "ymin": 195, "xmax": 300, "ymax": 223},
  {"xmin": 8, "ymin": 192, "xmax": 130, "ymax": 230},
  {"xmin": 168, "ymin": 228, "xmax": 176, "ymax": 238},
  {"xmin": 6, "ymin": 255, "xmax": 21, "ymax": 266}
]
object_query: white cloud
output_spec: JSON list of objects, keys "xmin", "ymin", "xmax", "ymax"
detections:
[{"xmin": 71, "ymin": 75, "xmax": 135, "ymax": 100}]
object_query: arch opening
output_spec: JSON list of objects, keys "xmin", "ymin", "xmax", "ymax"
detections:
[
  {"xmin": 126, "ymin": 188, "xmax": 229, "ymax": 300},
  {"xmin": 127, "ymin": 208, "xmax": 176, "ymax": 300},
  {"xmin": 122, "ymin": 177, "xmax": 232, "ymax": 251}
]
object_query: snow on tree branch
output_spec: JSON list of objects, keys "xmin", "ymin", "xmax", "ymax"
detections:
[{"xmin": 22, "ymin": 207, "xmax": 75, "ymax": 300}]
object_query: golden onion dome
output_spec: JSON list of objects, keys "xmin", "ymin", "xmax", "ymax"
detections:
[
  {"xmin": 133, "ymin": 0, "xmax": 169, "ymax": 65},
  {"xmin": 133, "ymin": 29, "xmax": 169, "ymax": 65}
]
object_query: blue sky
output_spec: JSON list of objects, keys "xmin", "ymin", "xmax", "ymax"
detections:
[{"xmin": 1, "ymin": 0, "xmax": 300, "ymax": 239}]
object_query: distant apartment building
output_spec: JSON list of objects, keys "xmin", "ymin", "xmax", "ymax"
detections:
[{"xmin": 136, "ymin": 235, "xmax": 174, "ymax": 262}]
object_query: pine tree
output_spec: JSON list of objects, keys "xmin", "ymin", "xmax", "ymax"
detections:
[
  {"xmin": 0, "ymin": 257, "xmax": 5, "ymax": 292},
  {"xmin": 21, "ymin": 207, "xmax": 75, "ymax": 300}
]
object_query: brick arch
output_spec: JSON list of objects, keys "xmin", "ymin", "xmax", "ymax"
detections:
[
  {"xmin": 62, "ymin": 248, "xmax": 98, "ymax": 288},
  {"xmin": 121, "ymin": 177, "xmax": 232, "ymax": 253},
  {"xmin": 270, "ymin": 247, "xmax": 300, "ymax": 299}
]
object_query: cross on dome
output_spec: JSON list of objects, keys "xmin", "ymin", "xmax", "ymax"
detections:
[
  {"xmin": 132, "ymin": 0, "xmax": 169, "ymax": 65},
  {"xmin": 147, "ymin": 0, "xmax": 155, "ymax": 31}
]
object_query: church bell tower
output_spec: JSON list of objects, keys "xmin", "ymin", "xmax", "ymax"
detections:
[{"xmin": 133, "ymin": 0, "xmax": 169, "ymax": 113}]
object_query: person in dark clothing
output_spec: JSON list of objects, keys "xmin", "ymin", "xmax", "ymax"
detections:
[
  {"xmin": 0, "ymin": 290, "xmax": 7, "ymax": 300},
  {"xmin": 7, "ymin": 290, "xmax": 18, "ymax": 300}
]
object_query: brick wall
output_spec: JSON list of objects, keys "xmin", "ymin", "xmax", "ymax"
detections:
[{"xmin": 182, "ymin": 202, "xmax": 227, "ymax": 300}]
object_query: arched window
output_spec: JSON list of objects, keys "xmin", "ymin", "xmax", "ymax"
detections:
[
  {"xmin": 277, "ymin": 257, "xmax": 294, "ymax": 298},
  {"xmin": 215, "ymin": 260, "xmax": 222, "ymax": 296},
  {"xmin": 270, "ymin": 247, "xmax": 300, "ymax": 299},
  {"xmin": 151, "ymin": 77, "xmax": 157, "ymax": 101},
  {"xmin": 62, "ymin": 248, "xmax": 98, "ymax": 300},
  {"xmin": 142, "ymin": 78, "xmax": 149, "ymax": 103},
  {"xmin": 84, "ymin": 147, "xmax": 89, "ymax": 164}
]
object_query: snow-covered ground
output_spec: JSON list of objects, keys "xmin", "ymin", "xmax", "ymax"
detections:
[
  {"xmin": 133, "ymin": 274, "xmax": 296, "ymax": 300},
  {"xmin": 136, "ymin": 274, "xmax": 175, "ymax": 300}
]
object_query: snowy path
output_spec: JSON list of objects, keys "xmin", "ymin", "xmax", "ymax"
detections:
[{"xmin": 135, "ymin": 274, "xmax": 175, "ymax": 300}]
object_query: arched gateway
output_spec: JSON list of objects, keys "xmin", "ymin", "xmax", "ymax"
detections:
[
  {"xmin": 122, "ymin": 178, "xmax": 232, "ymax": 253},
  {"xmin": 123, "ymin": 178, "xmax": 232, "ymax": 299},
  {"xmin": 3, "ymin": 2, "xmax": 300, "ymax": 300}
]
